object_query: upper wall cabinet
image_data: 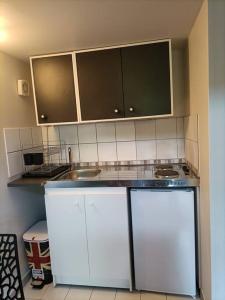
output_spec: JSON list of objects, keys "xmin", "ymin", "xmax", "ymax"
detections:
[
  {"xmin": 31, "ymin": 53, "xmax": 78, "ymax": 125},
  {"xmin": 121, "ymin": 42, "xmax": 172, "ymax": 117},
  {"xmin": 30, "ymin": 40, "xmax": 173, "ymax": 125},
  {"xmin": 76, "ymin": 40, "xmax": 172, "ymax": 122},
  {"xmin": 76, "ymin": 49, "xmax": 124, "ymax": 121}
]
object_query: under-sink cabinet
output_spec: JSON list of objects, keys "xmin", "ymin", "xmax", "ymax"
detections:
[{"xmin": 45, "ymin": 187, "xmax": 131, "ymax": 288}]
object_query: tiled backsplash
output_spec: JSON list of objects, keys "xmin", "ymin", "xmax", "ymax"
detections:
[
  {"xmin": 184, "ymin": 114, "xmax": 199, "ymax": 173},
  {"xmin": 4, "ymin": 127, "xmax": 43, "ymax": 177},
  {"xmin": 42, "ymin": 117, "xmax": 185, "ymax": 164},
  {"xmin": 4, "ymin": 117, "xmax": 200, "ymax": 179}
]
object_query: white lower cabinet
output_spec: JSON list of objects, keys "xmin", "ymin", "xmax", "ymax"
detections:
[
  {"xmin": 45, "ymin": 192, "xmax": 89, "ymax": 284},
  {"xmin": 45, "ymin": 187, "xmax": 131, "ymax": 289}
]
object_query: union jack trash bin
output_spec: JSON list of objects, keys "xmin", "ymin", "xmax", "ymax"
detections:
[{"xmin": 23, "ymin": 220, "xmax": 53, "ymax": 288}]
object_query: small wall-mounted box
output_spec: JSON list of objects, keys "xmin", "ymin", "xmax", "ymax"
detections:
[{"xmin": 18, "ymin": 80, "xmax": 29, "ymax": 96}]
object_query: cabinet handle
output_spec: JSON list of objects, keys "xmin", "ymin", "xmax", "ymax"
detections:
[
  {"xmin": 114, "ymin": 108, "xmax": 119, "ymax": 114},
  {"xmin": 129, "ymin": 107, "xmax": 134, "ymax": 112},
  {"xmin": 40, "ymin": 114, "xmax": 47, "ymax": 119}
]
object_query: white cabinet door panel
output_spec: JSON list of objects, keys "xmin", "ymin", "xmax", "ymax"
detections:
[
  {"xmin": 85, "ymin": 189, "xmax": 130, "ymax": 287},
  {"xmin": 45, "ymin": 193, "xmax": 89, "ymax": 281}
]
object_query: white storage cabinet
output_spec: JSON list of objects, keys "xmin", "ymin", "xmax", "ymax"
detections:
[{"xmin": 45, "ymin": 187, "xmax": 131, "ymax": 289}]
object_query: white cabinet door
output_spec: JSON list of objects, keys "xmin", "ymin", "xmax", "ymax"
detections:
[
  {"xmin": 45, "ymin": 191, "xmax": 89, "ymax": 284},
  {"xmin": 85, "ymin": 187, "xmax": 130, "ymax": 288}
]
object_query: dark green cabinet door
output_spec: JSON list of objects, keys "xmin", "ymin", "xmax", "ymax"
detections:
[
  {"xmin": 76, "ymin": 49, "xmax": 124, "ymax": 120},
  {"xmin": 121, "ymin": 42, "xmax": 172, "ymax": 118},
  {"xmin": 32, "ymin": 54, "xmax": 77, "ymax": 124}
]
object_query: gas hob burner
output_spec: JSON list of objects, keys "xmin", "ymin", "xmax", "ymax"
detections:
[
  {"xmin": 155, "ymin": 164, "xmax": 173, "ymax": 170},
  {"xmin": 155, "ymin": 169, "xmax": 179, "ymax": 179}
]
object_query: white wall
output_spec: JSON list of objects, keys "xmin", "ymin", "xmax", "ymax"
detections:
[
  {"xmin": 208, "ymin": 1, "xmax": 225, "ymax": 299},
  {"xmin": 188, "ymin": 1, "xmax": 211, "ymax": 300},
  {"xmin": 0, "ymin": 51, "xmax": 45, "ymax": 279}
]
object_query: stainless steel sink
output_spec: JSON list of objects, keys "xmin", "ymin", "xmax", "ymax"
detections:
[{"xmin": 59, "ymin": 168, "xmax": 101, "ymax": 180}]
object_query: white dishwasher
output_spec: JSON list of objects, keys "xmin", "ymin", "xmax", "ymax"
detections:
[{"xmin": 131, "ymin": 189, "xmax": 196, "ymax": 297}]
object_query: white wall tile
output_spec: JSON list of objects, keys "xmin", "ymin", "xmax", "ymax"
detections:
[
  {"xmin": 79, "ymin": 143, "xmax": 98, "ymax": 162},
  {"xmin": 176, "ymin": 118, "xmax": 184, "ymax": 138},
  {"xmin": 185, "ymin": 139, "xmax": 199, "ymax": 170},
  {"xmin": 20, "ymin": 128, "xmax": 32, "ymax": 149},
  {"xmin": 136, "ymin": 140, "xmax": 156, "ymax": 160},
  {"xmin": 78, "ymin": 124, "xmax": 97, "ymax": 143},
  {"xmin": 135, "ymin": 120, "xmax": 156, "ymax": 140},
  {"xmin": 117, "ymin": 141, "xmax": 136, "ymax": 161},
  {"xmin": 177, "ymin": 139, "xmax": 185, "ymax": 158},
  {"xmin": 4, "ymin": 128, "xmax": 21, "ymax": 152},
  {"xmin": 42, "ymin": 126, "xmax": 60, "ymax": 144},
  {"xmin": 59, "ymin": 125, "xmax": 78, "ymax": 144},
  {"xmin": 61, "ymin": 145, "xmax": 80, "ymax": 163},
  {"xmin": 31, "ymin": 127, "xmax": 43, "ymax": 146},
  {"xmin": 49, "ymin": 153, "xmax": 61, "ymax": 163},
  {"xmin": 156, "ymin": 139, "xmax": 178, "ymax": 159},
  {"xmin": 7, "ymin": 151, "xmax": 23, "ymax": 177},
  {"xmin": 41, "ymin": 126, "xmax": 48, "ymax": 143},
  {"xmin": 98, "ymin": 142, "xmax": 117, "ymax": 161},
  {"xmin": 116, "ymin": 121, "xmax": 135, "ymax": 141},
  {"xmin": 96, "ymin": 122, "xmax": 116, "ymax": 142},
  {"xmin": 184, "ymin": 114, "xmax": 198, "ymax": 142},
  {"xmin": 47, "ymin": 126, "xmax": 60, "ymax": 144},
  {"xmin": 156, "ymin": 118, "xmax": 177, "ymax": 139}
]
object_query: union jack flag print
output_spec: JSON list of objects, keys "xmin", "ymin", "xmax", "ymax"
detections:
[{"xmin": 24, "ymin": 240, "xmax": 52, "ymax": 283}]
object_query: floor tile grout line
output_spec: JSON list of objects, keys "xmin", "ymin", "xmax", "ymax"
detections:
[
  {"xmin": 89, "ymin": 287, "xmax": 94, "ymax": 300},
  {"xmin": 63, "ymin": 286, "xmax": 71, "ymax": 300},
  {"xmin": 114, "ymin": 289, "xmax": 118, "ymax": 300}
]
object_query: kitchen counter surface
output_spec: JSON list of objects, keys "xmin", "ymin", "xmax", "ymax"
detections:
[
  {"xmin": 8, "ymin": 164, "xmax": 199, "ymax": 188},
  {"xmin": 45, "ymin": 164, "xmax": 199, "ymax": 188},
  {"xmin": 8, "ymin": 176, "xmax": 49, "ymax": 187}
]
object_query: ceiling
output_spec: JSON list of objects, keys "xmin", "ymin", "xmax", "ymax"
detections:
[{"xmin": 0, "ymin": 0, "xmax": 203, "ymax": 61}]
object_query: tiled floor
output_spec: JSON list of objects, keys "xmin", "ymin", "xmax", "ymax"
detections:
[{"xmin": 24, "ymin": 281, "xmax": 200, "ymax": 300}]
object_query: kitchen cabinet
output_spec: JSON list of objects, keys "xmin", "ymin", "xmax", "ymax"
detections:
[
  {"xmin": 45, "ymin": 187, "xmax": 131, "ymax": 288},
  {"xmin": 121, "ymin": 42, "xmax": 172, "ymax": 117},
  {"xmin": 45, "ymin": 192, "xmax": 89, "ymax": 283},
  {"xmin": 31, "ymin": 53, "xmax": 77, "ymax": 124},
  {"xmin": 76, "ymin": 40, "xmax": 172, "ymax": 121},
  {"xmin": 85, "ymin": 193, "xmax": 130, "ymax": 287},
  {"xmin": 76, "ymin": 49, "xmax": 124, "ymax": 120},
  {"xmin": 30, "ymin": 40, "xmax": 173, "ymax": 125}
]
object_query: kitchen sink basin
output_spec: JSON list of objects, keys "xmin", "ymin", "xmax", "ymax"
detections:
[{"xmin": 59, "ymin": 168, "xmax": 101, "ymax": 180}]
